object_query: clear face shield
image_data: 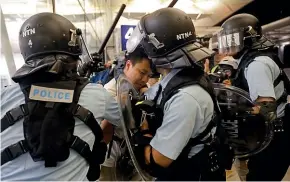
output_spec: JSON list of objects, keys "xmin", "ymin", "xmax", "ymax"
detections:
[
  {"xmin": 217, "ymin": 28, "xmax": 245, "ymax": 56},
  {"xmin": 126, "ymin": 22, "xmax": 164, "ymax": 56},
  {"xmin": 126, "ymin": 23, "xmax": 145, "ymax": 54},
  {"xmin": 77, "ymin": 32, "xmax": 92, "ymax": 64}
]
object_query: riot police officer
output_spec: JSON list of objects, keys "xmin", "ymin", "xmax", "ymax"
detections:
[
  {"xmin": 217, "ymin": 13, "xmax": 290, "ymax": 181},
  {"xmin": 1, "ymin": 13, "xmax": 120, "ymax": 181},
  {"xmin": 125, "ymin": 8, "xmax": 229, "ymax": 181}
]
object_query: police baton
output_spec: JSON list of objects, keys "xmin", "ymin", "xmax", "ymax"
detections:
[
  {"xmin": 85, "ymin": 4, "xmax": 126, "ymax": 78},
  {"xmin": 168, "ymin": 0, "xmax": 178, "ymax": 7}
]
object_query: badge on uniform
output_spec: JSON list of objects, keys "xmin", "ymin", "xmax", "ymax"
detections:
[{"xmin": 29, "ymin": 81, "xmax": 76, "ymax": 103}]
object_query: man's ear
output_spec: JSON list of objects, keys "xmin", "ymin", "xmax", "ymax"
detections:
[{"xmin": 125, "ymin": 60, "xmax": 132, "ymax": 70}]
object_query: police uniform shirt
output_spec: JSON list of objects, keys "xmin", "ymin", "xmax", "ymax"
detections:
[
  {"xmin": 145, "ymin": 69, "xmax": 214, "ymax": 160},
  {"xmin": 1, "ymin": 83, "xmax": 120, "ymax": 181},
  {"xmin": 243, "ymin": 56, "xmax": 286, "ymax": 117}
]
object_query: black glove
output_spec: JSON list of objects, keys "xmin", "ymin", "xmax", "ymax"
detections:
[
  {"xmin": 229, "ymin": 105, "xmax": 254, "ymax": 116},
  {"xmin": 131, "ymin": 130, "xmax": 153, "ymax": 169},
  {"xmin": 78, "ymin": 52, "xmax": 105, "ymax": 77},
  {"xmin": 208, "ymin": 72, "xmax": 229, "ymax": 83},
  {"xmin": 134, "ymin": 100, "xmax": 163, "ymax": 135}
]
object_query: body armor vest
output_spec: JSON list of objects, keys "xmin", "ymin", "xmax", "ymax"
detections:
[
  {"xmin": 134, "ymin": 68, "xmax": 233, "ymax": 180},
  {"xmin": 1, "ymin": 77, "xmax": 107, "ymax": 181}
]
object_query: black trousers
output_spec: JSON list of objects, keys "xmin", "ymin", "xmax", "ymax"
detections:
[{"xmin": 247, "ymin": 112, "xmax": 290, "ymax": 181}]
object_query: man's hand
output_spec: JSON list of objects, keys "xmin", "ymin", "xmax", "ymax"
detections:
[
  {"xmin": 140, "ymin": 118, "xmax": 152, "ymax": 137},
  {"xmin": 140, "ymin": 87, "xmax": 149, "ymax": 95},
  {"xmin": 222, "ymin": 79, "xmax": 232, "ymax": 86},
  {"xmin": 204, "ymin": 59, "xmax": 210, "ymax": 73},
  {"xmin": 251, "ymin": 106, "xmax": 260, "ymax": 115},
  {"xmin": 101, "ymin": 120, "xmax": 114, "ymax": 144},
  {"xmin": 251, "ymin": 96, "xmax": 276, "ymax": 115}
]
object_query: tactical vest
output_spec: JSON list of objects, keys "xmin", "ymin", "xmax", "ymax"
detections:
[
  {"xmin": 1, "ymin": 78, "xmax": 107, "ymax": 181},
  {"xmin": 233, "ymin": 49, "xmax": 286, "ymax": 94},
  {"xmin": 135, "ymin": 68, "xmax": 233, "ymax": 179}
]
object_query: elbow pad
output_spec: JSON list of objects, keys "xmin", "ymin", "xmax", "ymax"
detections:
[{"xmin": 256, "ymin": 101, "xmax": 277, "ymax": 122}]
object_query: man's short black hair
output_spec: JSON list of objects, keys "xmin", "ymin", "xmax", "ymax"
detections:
[{"xmin": 126, "ymin": 47, "xmax": 150, "ymax": 65}]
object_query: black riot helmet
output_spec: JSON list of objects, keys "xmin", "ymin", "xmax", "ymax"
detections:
[
  {"xmin": 19, "ymin": 12, "xmax": 82, "ymax": 62},
  {"xmin": 217, "ymin": 13, "xmax": 273, "ymax": 56},
  {"xmin": 126, "ymin": 8, "xmax": 196, "ymax": 58},
  {"xmin": 126, "ymin": 8, "xmax": 214, "ymax": 69}
]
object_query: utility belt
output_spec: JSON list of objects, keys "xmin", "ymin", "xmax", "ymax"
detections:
[
  {"xmin": 159, "ymin": 130, "xmax": 233, "ymax": 180},
  {"xmin": 159, "ymin": 146, "xmax": 210, "ymax": 181},
  {"xmin": 273, "ymin": 117, "xmax": 284, "ymax": 133},
  {"xmin": 157, "ymin": 143, "xmax": 229, "ymax": 181},
  {"xmin": 273, "ymin": 93, "xmax": 289, "ymax": 133},
  {"xmin": 277, "ymin": 101, "xmax": 290, "ymax": 132}
]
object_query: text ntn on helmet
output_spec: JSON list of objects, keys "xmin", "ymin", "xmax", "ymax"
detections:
[
  {"xmin": 126, "ymin": 8, "xmax": 196, "ymax": 59},
  {"xmin": 19, "ymin": 12, "xmax": 82, "ymax": 62}
]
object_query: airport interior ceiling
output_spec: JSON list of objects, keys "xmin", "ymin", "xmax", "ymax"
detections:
[{"xmin": 1, "ymin": 0, "xmax": 289, "ymax": 54}]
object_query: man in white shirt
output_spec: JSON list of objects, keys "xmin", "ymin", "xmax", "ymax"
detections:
[{"xmin": 99, "ymin": 48, "xmax": 152, "ymax": 181}]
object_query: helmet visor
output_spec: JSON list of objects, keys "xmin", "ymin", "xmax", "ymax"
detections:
[
  {"xmin": 217, "ymin": 28, "xmax": 244, "ymax": 55},
  {"xmin": 126, "ymin": 23, "xmax": 145, "ymax": 54},
  {"xmin": 79, "ymin": 36, "xmax": 92, "ymax": 63}
]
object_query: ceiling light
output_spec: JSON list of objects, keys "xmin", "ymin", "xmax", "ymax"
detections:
[{"xmin": 193, "ymin": 0, "xmax": 219, "ymax": 11}]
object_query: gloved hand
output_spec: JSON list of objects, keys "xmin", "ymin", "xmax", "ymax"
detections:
[
  {"xmin": 228, "ymin": 105, "xmax": 254, "ymax": 116},
  {"xmin": 131, "ymin": 129, "xmax": 153, "ymax": 169},
  {"xmin": 78, "ymin": 52, "xmax": 105, "ymax": 77},
  {"xmin": 208, "ymin": 72, "xmax": 229, "ymax": 83},
  {"xmin": 134, "ymin": 100, "xmax": 162, "ymax": 135}
]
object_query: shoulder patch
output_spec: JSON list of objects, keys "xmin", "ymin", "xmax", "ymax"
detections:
[{"xmin": 29, "ymin": 85, "xmax": 74, "ymax": 103}]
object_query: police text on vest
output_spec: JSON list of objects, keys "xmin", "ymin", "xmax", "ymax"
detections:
[{"xmin": 29, "ymin": 85, "xmax": 74, "ymax": 103}]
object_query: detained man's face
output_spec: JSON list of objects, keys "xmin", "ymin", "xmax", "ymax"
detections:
[{"xmin": 123, "ymin": 58, "xmax": 151, "ymax": 91}]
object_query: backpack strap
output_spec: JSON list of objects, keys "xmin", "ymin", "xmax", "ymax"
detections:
[
  {"xmin": 160, "ymin": 68, "xmax": 220, "ymax": 115},
  {"xmin": 234, "ymin": 49, "xmax": 284, "ymax": 92},
  {"xmin": 73, "ymin": 78, "xmax": 90, "ymax": 103},
  {"xmin": 1, "ymin": 104, "xmax": 29, "ymax": 133},
  {"xmin": 72, "ymin": 104, "xmax": 107, "ymax": 180},
  {"xmin": 157, "ymin": 68, "xmax": 220, "ymax": 150},
  {"xmin": 1, "ymin": 140, "xmax": 29, "ymax": 166},
  {"xmin": 0, "ymin": 104, "xmax": 97, "ymax": 168}
]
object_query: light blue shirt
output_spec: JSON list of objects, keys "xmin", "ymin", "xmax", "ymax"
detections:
[
  {"xmin": 1, "ymin": 83, "xmax": 120, "ymax": 181},
  {"xmin": 145, "ymin": 69, "xmax": 214, "ymax": 160},
  {"xmin": 244, "ymin": 56, "xmax": 286, "ymax": 117}
]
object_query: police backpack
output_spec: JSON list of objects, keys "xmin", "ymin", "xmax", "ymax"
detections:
[{"xmin": 1, "ymin": 78, "xmax": 107, "ymax": 181}]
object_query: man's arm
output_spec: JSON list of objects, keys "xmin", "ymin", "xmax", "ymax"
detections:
[
  {"xmin": 245, "ymin": 60, "xmax": 276, "ymax": 102},
  {"xmin": 101, "ymin": 79, "xmax": 118, "ymax": 143},
  {"xmin": 101, "ymin": 120, "xmax": 114, "ymax": 144},
  {"xmin": 142, "ymin": 91, "xmax": 206, "ymax": 168},
  {"xmin": 103, "ymin": 89, "xmax": 121, "ymax": 127},
  {"xmin": 245, "ymin": 59, "xmax": 277, "ymax": 120}
]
